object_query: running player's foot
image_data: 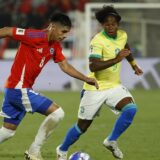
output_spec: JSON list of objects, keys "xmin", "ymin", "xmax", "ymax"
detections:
[
  {"xmin": 24, "ymin": 150, "xmax": 43, "ymax": 160},
  {"xmin": 103, "ymin": 138, "xmax": 123, "ymax": 159},
  {"xmin": 56, "ymin": 145, "xmax": 68, "ymax": 160}
]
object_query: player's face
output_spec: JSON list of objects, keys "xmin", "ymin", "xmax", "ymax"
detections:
[
  {"xmin": 48, "ymin": 23, "xmax": 71, "ymax": 42},
  {"xmin": 102, "ymin": 15, "xmax": 119, "ymax": 37}
]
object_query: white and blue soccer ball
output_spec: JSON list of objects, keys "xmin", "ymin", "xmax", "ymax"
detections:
[{"xmin": 69, "ymin": 151, "xmax": 91, "ymax": 160}]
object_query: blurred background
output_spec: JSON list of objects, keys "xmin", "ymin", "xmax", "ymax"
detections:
[
  {"xmin": 0, "ymin": 1, "xmax": 160, "ymax": 160},
  {"xmin": 0, "ymin": 0, "xmax": 160, "ymax": 91}
]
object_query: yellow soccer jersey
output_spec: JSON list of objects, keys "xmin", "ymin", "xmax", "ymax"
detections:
[{"xmin": 84, "ymin": 29, "xmax": 127, "ymax": 91}]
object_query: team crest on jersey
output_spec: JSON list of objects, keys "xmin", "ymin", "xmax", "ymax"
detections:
[
  {"xmin": 50, "ymin": 48, "xmax": 54, "ymax": 55},
  {"xmin": 115, "ymin": 48, "xmax": 120, "ymax": 55}
]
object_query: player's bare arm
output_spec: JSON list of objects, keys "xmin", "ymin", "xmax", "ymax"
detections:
[
  {"xmin": 0, "ymin": 27, "xmax": 13, "ymax": 38},
  {"xmin": 58, "ymin": 59, "xmax": 99, "ymax": 89},
  {"xmin": 125, "ymin": 43, "xmax": 143, "ymax": 75},
  {"xmin": 89, "ymin": 49, "xmax": 130, "ymax": 72}
]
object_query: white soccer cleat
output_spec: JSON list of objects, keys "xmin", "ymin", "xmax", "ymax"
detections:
[
  {"xmin": 103, "ymin": 139, "xmax": 123, "ymax": 159},
  {"xmin": 24, "ymin": 150, "xmax": 43, "ymax": 160},
  {"xmin": 56, "ymin": 145, "xmax": 68, "ymax": 160}
]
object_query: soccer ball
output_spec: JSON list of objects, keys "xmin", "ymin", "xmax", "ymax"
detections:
[{"xmin": 69, "ymin": 151, "xmax": 91, "ymax": 160}]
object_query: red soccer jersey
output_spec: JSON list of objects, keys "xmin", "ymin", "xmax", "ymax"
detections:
[{"xmin": 5, "ymin": 28, "xmax": 65, "ymax": 88}]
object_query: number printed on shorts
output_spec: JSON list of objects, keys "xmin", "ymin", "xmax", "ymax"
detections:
[{"xmin": 39, "ymin": 57, "xmax": 45, "ymax": 68}]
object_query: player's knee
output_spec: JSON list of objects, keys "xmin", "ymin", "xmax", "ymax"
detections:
[
  {"xmin": 0, "ymin": 127, "xmax": 16, "ymax": 141},
  {"xmin": 77, "ymin": 120, "xmax": 92, "ymax": 133},
  {"xmin": 49, "ymin": 107, "xmax": 65, "ymax": 123},
  {"xmin": 79, "ymin": 125, "xmax": 89, "ymax": 133},
  {"xmin": 55, "ymin": 107, "xmax": 65, "ymax": 120}
]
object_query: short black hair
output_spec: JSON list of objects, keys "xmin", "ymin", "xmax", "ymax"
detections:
[
  {"xmin": 50, "ymin": 12, "xmax": 72, "ymax": 28},
  {"xmin": 95, "ymin": 5, "xmax": 121, "ymax": 24}
]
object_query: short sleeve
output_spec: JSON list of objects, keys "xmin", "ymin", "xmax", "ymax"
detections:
[
  {"xmin": 118, "ymin": 30, "xmax": 128, "ymax": 45},
  {"xmin": 89, "ymin": 38, "xmax": 103, "ymax": 59},
  {"xmin": 13, "ymin": 27, "xmax": 26, "ymax": 41},
  {"xmin": 124, "ymin": 31, "xmax": 128, "ymax": 44},
  {"xmin": 12, "ymin": 27, "xmax": 46, "ymax": 45},
  {"xmin": 52, "ymin": 43, "xmax": 65, "ymax": 63}
]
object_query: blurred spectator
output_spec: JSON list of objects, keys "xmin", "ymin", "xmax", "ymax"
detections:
[
  {"xmin": 45, "ymin": 0, "xmax": 61, "ymax": 19},
  {"xmin": 0, "ymin": 7, "xmax": 12, "ymax": 28},
  {"xmin": 72, "ymin": 0, "xmax": 89, "ymax": 11},
  {"xmin": 19, "ymin": 0, "xmax": 32, "ymax": 14},
  {"xmin": 26, "ymin": 7, "xmax": 46, "ymax": 29},
  {"xmin": 60, "ymin": 0, "xmax": 73, "ymax": 12},
  {"xmin": 0, "ymin": 0, "xmax": 90, "ymax": 50}
]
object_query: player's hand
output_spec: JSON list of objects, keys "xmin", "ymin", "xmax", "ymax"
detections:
[
  {"xmin": 85, "ymin": 77, "xmax": 99, "ymax": 89},
  {"xmin": 116, "ymin": 49, "xmax": 131, "ymax": 62},
  {"xmin": 132, "ymin": 65, "xmax": 143, "ymax": 75}
]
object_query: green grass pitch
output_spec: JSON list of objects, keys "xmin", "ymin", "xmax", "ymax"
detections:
[{"xmin": 0, "ymin": 90, "xmax": 160, "ymax": 160}]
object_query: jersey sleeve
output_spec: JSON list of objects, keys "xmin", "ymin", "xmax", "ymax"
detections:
[
  {"xmin": 119, "ymin": 29, "xmax": 128, "ymax": 45},
  {"xmin": 89, "ymin": 37, "xmax": 103, "ymax": 59},
  {"xmin": 12, "ymin": 27, "xmax": 46, "ymax": 45},
  {"xmin": 124, "ymin": 31, "xmax": 128, "ymax": 45},
  {"xmin": 52, "ymin": 43, "xmax": 66, "ymax": 63}
]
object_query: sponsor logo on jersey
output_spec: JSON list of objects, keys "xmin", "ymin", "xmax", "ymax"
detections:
[
  {"xmin": 27, "ymin": 31, "xmax": 45, "ymax": 38},
  {"xmin": 50, "ymin": 48, "xmax": 54, "ymax": 55},
  {"xmin": 36, "ymin": 48, "xmax": 43, "ymax": 53},
  {"xmin": 16, "ymin": 28, "xmax": 25, "ymax": 35}
]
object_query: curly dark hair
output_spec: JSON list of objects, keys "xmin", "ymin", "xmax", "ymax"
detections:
[{"xmin": 95, "ymin": 5, "xmax": 121, "ymax": 24}]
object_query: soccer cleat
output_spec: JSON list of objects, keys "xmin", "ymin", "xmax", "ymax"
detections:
[
  {"xmin": 24, "ymin": 150, "xmax": 43, "ymax": 160},
  {"xmin": 103, "ymin": 139, "xmax": 123, "ymax": 159},
  {"xmin": 56, "ymin": 145, "xmax": 68, "ymax": 160}
]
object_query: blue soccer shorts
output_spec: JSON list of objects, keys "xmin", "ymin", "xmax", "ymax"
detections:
[{"xmin": 0, "ymin": 88, "xmax": 53, "ymax": 125}]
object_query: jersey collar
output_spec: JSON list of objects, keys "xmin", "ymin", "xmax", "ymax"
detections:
[{"xmin": 102, "ymin": 30, "xmax": 117, "ymax": 40}]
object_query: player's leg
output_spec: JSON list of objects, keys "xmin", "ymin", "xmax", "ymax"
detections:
[
  {"xmin": 0, "ymin": 122, "xmax": 17, "ymax": 143},
  {"xmin": 56, "ymin": 119, "xmax": 92, "ymax": 160},
  {"xmin": 25, "ymin": 90, "xmax": 64, "ymax": 160},
  {"xmin": 0, "ymin": 111, "xmax": 26, "ymax": 143},
  {"xmin": 103, "ymin": 85, "xmax": 137, "ymax": 159},
  {"xmin": 57, "ymin": 90, "xmax": 105, "ymax": 160},
  {"xmin": 59, "ymin": 119, "xmax": 93, "ymax": 151},
  {"xmin": 0, "ymin": 89, "xmax": 26, "ymax": 144},
  {"xmin": 27, "ymin": 103, "xmax": 64, "ymax": 155},
  {"xmin": 107, "ymin": 97, "xmax": 137, "ymax": 141}
]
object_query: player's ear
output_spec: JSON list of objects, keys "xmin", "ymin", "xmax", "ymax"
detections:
[{"xmin": 49, "ymin": 23, "xmax": 56, "ymax": 31}]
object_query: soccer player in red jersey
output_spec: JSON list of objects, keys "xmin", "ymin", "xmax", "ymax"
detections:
[{"xmin": 0, "ymin": 12, "xmax": 98, "ymax": 160}]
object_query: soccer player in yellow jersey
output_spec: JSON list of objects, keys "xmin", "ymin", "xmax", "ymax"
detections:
[{"xmin": 57, "ymin": 6, "xmax": 143, "ymax": 160}]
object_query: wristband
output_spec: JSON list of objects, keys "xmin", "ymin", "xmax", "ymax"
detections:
[{"xmin": 129, "ymin": 60, "xmax": 137, "ymax": 66}]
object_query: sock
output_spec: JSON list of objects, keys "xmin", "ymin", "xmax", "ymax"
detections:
[
  {"xmin": 28, "ymin": 107, "xmax": 64, "ymax": 154},
  {"xmin": 60, "ymin": 124, "xmax": 82, "ymax": 151},
  {"xmin": 108, "ymin": 103, "xmax": 137, "ymax": 141},
  {"xmin": 0, "ymin": 126, "xmax": 16, "ymax": 143}
]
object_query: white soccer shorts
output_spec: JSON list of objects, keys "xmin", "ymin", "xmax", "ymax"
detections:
[{"xmin": 78, "ymin": 85, "xmax": 134, "ymax": 120}]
